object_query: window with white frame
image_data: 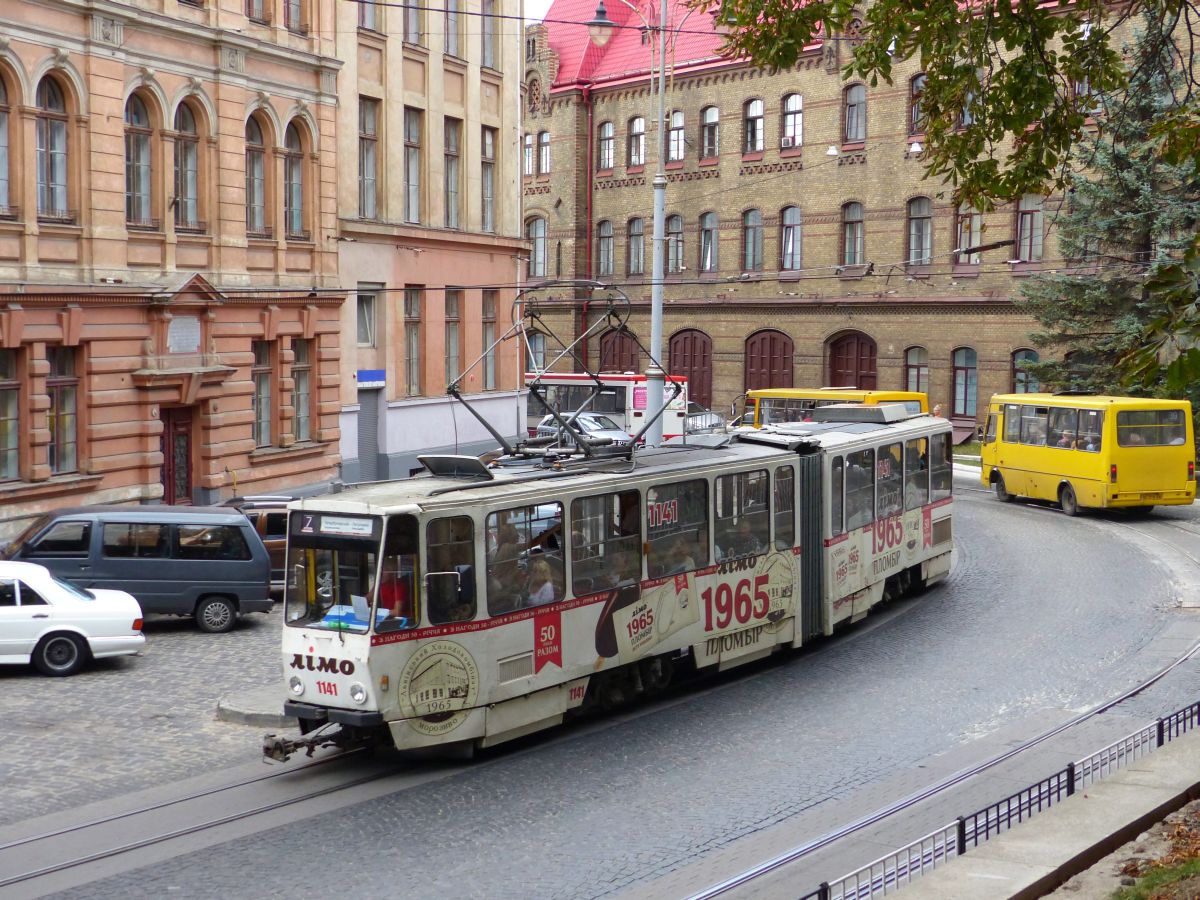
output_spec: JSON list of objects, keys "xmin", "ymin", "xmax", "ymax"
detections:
[
  {"xmin": 668, "ymin": 110, "xmax": 685, "ymax": 161},
  {"xmin": 444, "ymin": 117, "xmax": 461, "ymax": 229},
  {"xmin": 359, "ymin": 0, "xmax": 378, "ymax": 30},
  {"xmin": 444, "ymin": 0, "xmax": 460, "ymax": 57},
  {"xmin": 743, "ymin": 99, "xmax": 764, "ymax": 153},
  {"xmin": 526, "ymin": 217, "xmax": 547, "ymax": 277},
  {"xmin": 666, "ymin": 214, "xmax": 684, "ymax": 273},
  {"xmin": 404, "ymin": 1, "xmax": 422, "ymax": 43},
  {"xmin": 597, "ymin": 122, "xmax": 614, "ymax": 170},
  {"xmin": 780, "ymin": 206, "xmax": 801, "ymax": 270},
  {"xmin": 357, "ymin": 287, "xmax": 377, "ymax": 347},
  {"xmin": 909, "ymin": 74, "xmax": 927, "ymax": 134},
  {"xmin": 906, "ymin": 196, "xmax": 932, "ymax": 265},
  {"xmin": 538, "ymin": 131, "xmax": 551, "ymax": 174},
  {"xmin": 523, "ymin": 132, "xmax": 534, "ymax": 176},
  {"xmin": 781, "ymin": 94, "xmax": 802, "ymax": 147},
  {"xmin": 481, "ymin": 0, "xmax": 497, "ymax": 68},
  {"xmin": 627, "ymin": 218, "xmax": 644, "ymax": 275},
  {"xmin": 481, "ymin": 126, "xmax": 496, "ymax": 233},
  {"xmin": 742, "ymin": 209, "xmax": 763, "ymax": 271},
  {"xmin": 359, "ymin": 98, "xmax": 379, "ymax": 219},
  {"xmin": 700, "ymin": 212, "xmax": 718, "ymax": 273},
  {"xmin": 701, "ymin": 106, "xmax": 719, "ymax": 158},
  {"xmin": 956, "ymin": 205, "xmax": 981, "ymax": 264},
  {"xmin": 1016, "ymin": 194, "xmax": 1044, "ymax": 261},
  {"xmin": 905, "ymin": 346, "xmax": 929, "ymax": 393},
  {"xmin": 404, "ymin": 107, "xmax": 422, "ymax": 224},
  {"xmin": 843, "ymin": 84, "xmax": 866, "ymax": 142},
  {"xmin": 628, "ymin": 117, "xmax": 645, "ymax": 166},
  {"xmin": 597, "ymin": 220, "xmax": 614, "ymax": 276},
  {"xmin": 842, "ymin": 202, "xmax": 864, "ymax": 266}
]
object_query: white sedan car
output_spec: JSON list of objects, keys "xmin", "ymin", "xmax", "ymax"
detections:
[{"xmin": 0, "ymin": 560, "xmax": 145, "ymax": 676}]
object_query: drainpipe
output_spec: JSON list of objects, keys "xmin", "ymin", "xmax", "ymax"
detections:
[{"xmin": 581, "ymin": 84, "xmax": 594, "ymax": 370}]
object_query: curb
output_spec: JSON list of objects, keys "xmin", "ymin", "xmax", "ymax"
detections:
[{"xmin": 216, "ymin": 683, "xmax": 292, "ymax": 728}]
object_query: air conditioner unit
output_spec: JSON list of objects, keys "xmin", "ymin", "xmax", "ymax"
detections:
[{"xmin": 781, "ymin": 136, "xmax": 795, "ymax": 149}]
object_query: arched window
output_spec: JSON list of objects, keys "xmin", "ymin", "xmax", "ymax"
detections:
[
  {"xmin": 245, "ymin": 117, "xmax": 268, "ymax": 235},
  {"xmin": 627, "ymin": 117, "xmax": 645, "ymax": 166},
  {"xmin": 526, "ymin": 329, "xmax": 547, "ymax": 373},
  {"xmin": 525, "ymin": 217, "xmax": 547, "ymax": 277},
  {"xmin": 952, "ymin": 347, "xmax": 978, "ymax": 417},
  {"xmin": 781, "ymin": 94, "xmax": 803, "ymax": 147},
  {"xmin": 627, "ymin": 218, "xmax": 644, "ymax": 275},
  {"xmin": 284, "ymin": 122, "xmax": 306, "ymax": 239},
  {"xmin": 1016, "ymin": 194, "xmax": 1044, "ymax": 261},
  {"xmin": 125, "ymin": 95, "xmax": 154, "ymax": 226},
  {"xmin": 780, "ymin": 206, "xmax": 801, "ymax": 270},
  {"xmin": 668, "ymin": 110, "xmax": 685, "ymax": 161},
  {"xmin": 699, "ymin": 212, "xmax": 718, "ymax": 273},
  {"xmin": 744, "ymin": 329, "xmax": 794, "ymax": 391},
  {"xmin": 841, "ymin": 202, "xmax": 864, "ymax": 266},
  {"xmin": 906, "ymin": 196, "xmax": 932, "ymax": 265},
  {"xmin": 174, "ymin": 103, "xmax": 200, "ymax": 230},
  {"xmin": 743, "ymin": 99, "xmax": 764, "ymax": 153},
  {"xmin": 700, "ymin": 106, "xmax": 719, "ymax": 158},
  {"xmin": 666, "ymin": 214, "xmax": 683, "ymax": 273},
  {"xmin": 904, "ymin": 346, "xmax": 929, "ymax": 393},
  {"xmin": 597, "ymin": 121, "xmax": 614, "ymax": 170},
  {"xmin": 0, "ymin": 80, "xmax": 10, "ymax": 214},
  {"xmin": 36, "ymin": 78, "xmax": 69, "ymax": 220},
  {"xmin": 669, "ymin": 329, "xmax": 714, "ymax": 409},
  {"xmin": 1013, "ymin": 349, "xmax": 1040, "ymax": 393},
  {"xmin": 843, "ymin": 84, "xmax": 866, "ymax": 142},
  {"xmin": 742, "ymin": 208, "xmax": 762, "ymax": 271},
  {"xmin": 537, "ymin": 130, "xmax": 551, "ymax": 174},
  {"xmin": 596, "ymin": 219, "xmax": 613, "ymax": 276},
  {"xmin": 956, "ymin": 204, "xmax": 981, "ymax": 264},
  {"xmin": 909, "ymin": 74, "xmax": 927, "ymax": 134}
]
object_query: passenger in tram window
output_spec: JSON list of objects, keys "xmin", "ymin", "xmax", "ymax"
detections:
[
  {"xmin": 487, "ymin": 521, "xmax": 525, "ymax": 613},
  {"xmin": 719, "ymin": 519, "xmax": 765, "ymax": 560},
  {"xmin": 611, "ymin": 549, "xmax": 640, "ymax": 585},
  {"xmin": 665, "ymin": 535, "xmax": 697, "ymax": 575},
  {"xmin": 526, "ymin": 558, "xmax": 556, "ymax": 606}
]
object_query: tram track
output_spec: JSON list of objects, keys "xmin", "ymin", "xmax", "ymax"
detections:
[{"xmin": 686, "ymin": 489, "xmax": 1200, "ymax": 899}]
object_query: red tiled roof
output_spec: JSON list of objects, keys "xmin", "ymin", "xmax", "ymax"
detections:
[{"xmin": 543, "ymin": 0, "xmax": 732, "ymax": 90}]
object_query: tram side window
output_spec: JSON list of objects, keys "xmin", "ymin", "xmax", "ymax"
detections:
[
  {"xmin": 570, "ymin": 491, "xmax": 641, "ymax": 595},
  {"xmin": 1019, "ymin": 406, "xmax": 1049, "ymax": 446},
  {"xmin": 1047, "ymin": 408, "xmax": 1079, "ymax": 448},
  {"xmin": 376, "ymin": 515, "xmax": 419, "ymax": 632},
  {"xmin": 831, "ymin": 456, "xmax": 845, "ymax": 535},
  {"xmin": 774, "ymin": 465, "xmax": 796, "ymax": 550},
  {"xmin": 1003, "ymin": 404, "xmax": 1021, "ymax": 443},
  {"xmin": 877, "ymin": 443, "xmax": 903, "ymax": 518},
  {"xmin": 715, "ymin": 470, "xmax": 769, "ymax": 561},
  {"xmin": 931, "ymin": 433, "xmax": 952, "ymax": 501},
  {"xmin": 427, "ymin": 516, "xmax": 476, "ymax": 625},
  {"xmin": 1078, "ymin": 410, "xmax": 1103, "ymax": 451},
  {"xmin": 845, "ymin": 449, "xmax": 875, "ymax": 531},
  {"xmin": 904, "ymin": 438, "xmax": 929, "ymax": 510},
  {"xmin": 486, "ymin": 503, "xmax": 564, "ymax": 614},
  {"xmin": 647, "ymin": 479, "xmax": 710, "ymax": 578},
  {"xmin": 1118, "ymin": 409, "xmax": 1187, "ymax": 446}
]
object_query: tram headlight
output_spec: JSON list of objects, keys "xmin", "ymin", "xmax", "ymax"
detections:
[
  {"xmin": 288, "ymin": 675, "xmax": 305, "ymax": 696},
  {"xmin": 349, "ymin": 682, "xmax": 368, "ymax": 705}
]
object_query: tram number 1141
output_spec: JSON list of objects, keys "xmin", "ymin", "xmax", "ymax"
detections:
[{"xmin": 703, "ymin": 575, "xmax": 769, "ymax": 631}]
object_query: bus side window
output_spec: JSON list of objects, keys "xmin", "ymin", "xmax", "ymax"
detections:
[
  {"xmin": 904, "ymin": 438, "xmax": 929, "ymax": 510},
  {"xmin": 714, "ymin": 469, "xmax": 769, "ymax": 562},
  {"xmin": 931, "ymin": 433, "xmax": 953, "ymax": 500},
  {"xmin": 983, "ymin": 413, "xmax": 997, "ymax": 444},
  {"xmin": 1048, "ymin": 408, "xmax": 1079, "ymax": 448},
  {"xmin": 1020, "ymin": 405, "xmax": 1049, "ymax": 446},
  {"xmin": 1003, "ymin": 404, "xmax": 1021, "ymax": 443},
  {"xmin": 845, "ymin": 448, "xmax": 875, "ymax": 531},
  {"xmin": 570, "ymin": 491, "xmax": 639, "ymax": 595},
  {"xmin": 646, "ymin": 479, "xmax": 709, "ymax": 578},
  {"xmin": 831, "ymin": 456, "xmax": 845, "ymax": 535},
  {"xmin": 774, "ymin": 465, "xmax": 796, "ymax": 550},
  {"xmin": 426, "ymin": 516, "xmax": 476, "ymax": 625},
  {"xmin": 1078, "ymin": 410, "xmax": 1103, "ymax": 451}
]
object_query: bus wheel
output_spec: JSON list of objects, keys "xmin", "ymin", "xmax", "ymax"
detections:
[
  {"xmin": 994, "ymin": 474, "xmax": 1014, "ymax": 503},
  {"xmin": 1059, "ymin": 484, "xmax": 1080, "ymax": 517}
]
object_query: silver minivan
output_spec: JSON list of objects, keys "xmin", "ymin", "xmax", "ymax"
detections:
[{"xmin": 1, "ymin": 507, "xmax": 272, "ymax": 633}]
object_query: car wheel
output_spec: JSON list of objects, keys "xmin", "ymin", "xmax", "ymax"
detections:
[
  {"xmin": 33, "ymin": 633, "xmax": 87, "ymax": 677},
  {"xmin": 196, "ymin": 596, "xmax": 237, "ymax": 633},
  {"xmin": 994, "ymin": 474, "xmax": 1014, "ymax": 503},
  {"xmin": 1060, "ymin": 484, "xmax": 1080, "ymax": 517}
]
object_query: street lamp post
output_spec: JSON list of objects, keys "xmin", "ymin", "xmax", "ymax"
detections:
[{"xmin": 587, "ymin": 0, "xmax": 669, "ymax": 447}]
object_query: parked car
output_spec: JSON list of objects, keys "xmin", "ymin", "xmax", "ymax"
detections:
[
  {"xmin": 535, "ymin": 412, "xmax": 634, "ymax": 448},
  {"xmin": 685, "ymin": 402, "xmax": 726, "ymax": 433},
  {"xmin": 222, "ymin": 496, "xmax": 294, "ymax": 597},
  {"xmin": 0, "ymin": 560, "xmax": 145, "ymax": 676},
  {"xmin": 1, "ymin": 506, "xmax": 272, "ymax": 633}
]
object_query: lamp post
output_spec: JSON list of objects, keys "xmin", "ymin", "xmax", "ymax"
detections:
[{"xmin": 587, "ymin": 0, "xmax": 669, "ymax": 447}]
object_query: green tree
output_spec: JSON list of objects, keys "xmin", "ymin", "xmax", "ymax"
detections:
[{"xmin": 1018, "ymin": 17, "xmax": 1200, "ymax": 409}]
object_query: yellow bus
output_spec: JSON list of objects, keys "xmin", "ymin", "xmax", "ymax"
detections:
[
  {"xmin": 979, "ymin": 393, "xmax": 1196, "ymax": 515},
  {"xmin": 747, "ymin": 388, "xmax": 929, "ymax": 428}
]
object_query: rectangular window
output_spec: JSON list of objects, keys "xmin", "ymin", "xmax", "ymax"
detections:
[
  {"xmin": 830, "ymin": 456, "xmax": 844, "ymax": 536},
  {"xmin": 444, "ymin": 288, "xmax": 462, "ymax": 386},
  {"xmin": 481, "ymin": 127, "xmax": 496, "ymax": 232},
  {"xmin": 284, "ymin": 0, "xmax": 305, "ymax": 33},
  {"xmin": 426, "ymin": 516, "xmax": 476, "ymax": 623},
  {"xmin": 27, "ymin": 520, "xmax": 92, "ymax": 557},
  {"xmin": 571, "ymin": 491, "xmax": 641, "ymax": 596},
  {"xmin": 1017, "ymin": 196, "xmax": 1044, "ymax": 261},
  {"xmin": 46, "ymin": 346, "xmax": 77, "ymax": 474},
  {"xmin": 358, "ymin": 0, "xmax": 378, "ymax": 29},
  {"xmin": 292, "ymin": 338, "xmax": 312, "ymax": 442},
  {"xmin": 878, "ymin": 443, "xmax": 903, "ymax": 518},
  {"xmin": 176, "ymin": 525, "xmax": 251, "ymax": 561},
  {"xmin": 444, "ymin": 0, "xmax": 460, "ymax": 57},
  {"xmin": 487, "ymin": 504, "xmax": 563, "ymax": 614},
  {"xmin": 482, "ymin": 290, "xmax": 497, "ymax": 390},
  {"xmin": 403, "ymin": 1, "xmax": 422, "ymax": 43},
  {"xmin": 1019, "ymin": 405, "xmax": 1049, "ymax": 446},
  {"xmin": 646, "ymin": 479, "xmax": 709, "ymax": 579},
  {"xmin": 359, "ymin": 99, "xmax": 378, "ymax": 220},
  {"xmin": 174, "ymin": 133, "xmax": 199, "ymax": 230},
  {"xmin": 404, "ymin": 107, "xmax": 422, "ymax": 224},
  {"xmin": 774, "ymin": 465, "xmax": 795, "ymax": 549},
  {"xmin": 930, "ymin": 433, "xmax": 953, "ymax": 501},
  {"xmin": 668, "ymin": 112, "xmax": 685, "ymax": 162},
  {"xmin": 251, "ymin": 340, "xmax": 272, "ymax": 447},
  {"xmin": 1078, "ymin": 410, "xmax": 1103, "ymax": 451},
  {"xmin": 715, "ymin": 470, "xmax": 769, "ymax": 562},
  {"xmin": 246, "ymin": 0, "xmax": 269, "ymax": 22},
  {"xmin": 957, "ymin": 207, "xmax": 981, "ymax": 264},
  {"xmin": 102, "ymin": 523, "xmax": 167, "ymax": 559},
  {"xmin": 1117, "ymin": 408, "xmax": 1187, "ymax": 446},
  {"xmin": 845, "ymin": 448, "xmax": 875, "ymax": 531},
  {"xmin": 404, "ymin": 287, "xmax": 422, "ymax": 396},
  {"xmin": 904, "ymin": 437, "xmax": 929, "ymax": 510},
  {"xmin": 444, "ymin": 118, "xmax": 460, "ymax": 229},
  {"xmin": 1047, "ymin": 407, "xmax": 1078, "ymax": 448},
  {"xmin": 481, "ymin": 0, "xmax": 497, "ymax": 68},
  {"xmin": 1002, "ymin": 404, "xmax": 1021, "ymax": 443},
  {"xmin": 356, "ymin": 288, "xmax": 376, "ymax": 347},
  {"xmin": 0, "ymin": 349, "xmax": 17, "ymax": 481}
]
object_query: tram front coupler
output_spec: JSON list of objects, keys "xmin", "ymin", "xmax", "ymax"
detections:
[{"xmin": 262, "ymin": 725, "xmax": 361, "ymax": 763}]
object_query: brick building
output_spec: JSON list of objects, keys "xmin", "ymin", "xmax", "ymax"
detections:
[
  {"xmin": 524, "ymin": 0, "xmax": 1064, "ymax": 438},
  {"xmin": 334, "ymin": 0, "xmax": 528, "ymax": 482}
]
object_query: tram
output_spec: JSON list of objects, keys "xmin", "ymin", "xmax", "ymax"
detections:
[{"xmin": 265, "ymin": 404, "xmax": 954, "ymax": 760}]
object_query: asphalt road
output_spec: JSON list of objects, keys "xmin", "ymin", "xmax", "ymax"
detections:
[{"xmin": 7, "ymin": 474, "xmax": 1200, "ymax": 899}]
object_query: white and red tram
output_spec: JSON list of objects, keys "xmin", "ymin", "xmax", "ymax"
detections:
[{"xmin": 267, "ymin": 405, "xmax": 953, "ymax": 759}]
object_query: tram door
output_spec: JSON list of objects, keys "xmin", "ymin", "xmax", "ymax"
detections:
[{"xmin": 796, "ymin": 452, "xmax": 824, "ymax": 641}]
